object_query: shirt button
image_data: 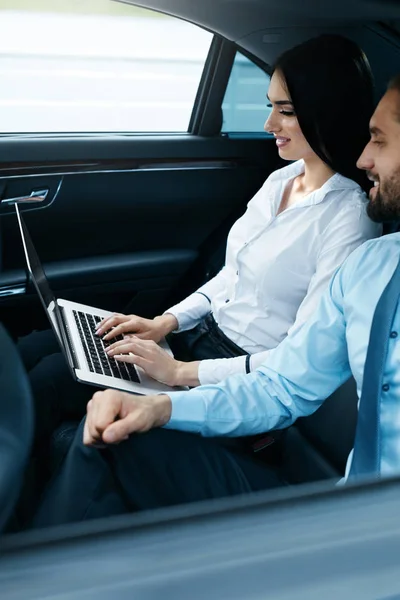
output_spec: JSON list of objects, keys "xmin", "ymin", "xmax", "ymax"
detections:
[
  {"xmin": 236, "ymin": 270, "xmax": 239, "ymax": 276},
  {"xmin": 382, "ymin": 384, "xmax": 390, "ymax": 392},
  {"xmin": 225, "ymin": 299, "xmax": 230, "ymax": 303},
  {"xmin": 390, "ymin": 331, "xmax": 398, "ymax": 338}
]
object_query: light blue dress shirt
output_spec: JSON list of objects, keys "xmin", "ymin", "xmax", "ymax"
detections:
[{"xmin": 165, "ymin": 234, "xmax": 400, "ymax": 479}]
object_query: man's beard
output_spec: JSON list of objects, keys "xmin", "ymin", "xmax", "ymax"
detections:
[{"xmin": 367, "ymin": 168, "xmax": 400, "ymax": 223}]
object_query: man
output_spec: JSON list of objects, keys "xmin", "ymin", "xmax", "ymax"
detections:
[{"xmin": 32, "ymin": 75, "xmax": 400, "ymax": 527}]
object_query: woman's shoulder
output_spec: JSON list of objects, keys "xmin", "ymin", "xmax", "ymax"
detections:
[
  {"xmin": 326, "ymin": 173, "xmax": 365, "ymax": 202},
  {"xmin": 324, "ymin": 182, "xmax": 382, "ymax": 236},
  {"xmin": 321, "ymin": 174, "xmax": 370, "ymax": 215}
]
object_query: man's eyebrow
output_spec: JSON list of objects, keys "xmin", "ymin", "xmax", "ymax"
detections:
[
  {"xmin": 370, "ymin": 125, "xmax": 385, "ymax": 136},
  {"xmin": 266, "ymin": 94, "xmax": 293, "ymax": 106}
]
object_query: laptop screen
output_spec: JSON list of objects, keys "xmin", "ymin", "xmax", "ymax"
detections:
[
  {"xmin": 15, "ymin": 204, "xmax": 76, "ymax": 372},
  {"xmin": 15, "ymin": 205, "xmax": 56, "ymax": 310}
]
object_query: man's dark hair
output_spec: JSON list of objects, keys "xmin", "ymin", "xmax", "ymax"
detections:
[
  {"xmin": 388, "ymin": 74, "xmax": 400, "ymax": 123},
  {"xmin": 388, "ymin": 74, "xmax": 400, "ymax": 93},
  {"xmin": 274, "ymin": 34, "xmax": 374, "ymax": 191}
]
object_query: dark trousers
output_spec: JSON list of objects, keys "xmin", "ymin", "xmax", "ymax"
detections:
[
  {"xmin": 15, "ymin": 330, "xmax": 97, "ymax": 528},
  {"xmin": 32, "ymin": 420, "xmax": 285, "ymax": 529},
  {"xmin": 17, "ymin": 329, "xmax": 96, "ymax": 445},
  {"xmin": 21, "ymin": 319, "xmax": 285, "ymax": 529}
]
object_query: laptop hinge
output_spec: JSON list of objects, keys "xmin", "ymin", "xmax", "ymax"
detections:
[{"xmin": 58, "ymin": 305, "xmax": 80, "ymax": 371}]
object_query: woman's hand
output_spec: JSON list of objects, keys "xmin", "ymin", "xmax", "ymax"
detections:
[
  {"xmin": 106, "ymin": 336, "xmax": 201, "ymax": 387},
  {"xmin": 106, "ymin": 336, "xmax": 181, "ymax": 386},
  {"xmin": 95, "ymin": 312, "xmax": 178, "ymax": 343}
]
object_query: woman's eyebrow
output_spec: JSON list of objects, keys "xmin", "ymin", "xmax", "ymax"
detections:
[
  {"xmin": 369, "ymin": 125, "xmax": 385, "ymax": 136},
  {"xmin": 266, "ymin": 94, "xmax": 293, "ymax": 106}
]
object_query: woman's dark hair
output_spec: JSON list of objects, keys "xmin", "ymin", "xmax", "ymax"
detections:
[{"xmin": 273, "ymin": 34, "xmax": 374, "ymax": 191}]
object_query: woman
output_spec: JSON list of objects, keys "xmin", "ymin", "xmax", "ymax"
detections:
[
  {"xmin": 94, "ymin": 33, "xmax": 381, "ymax": 388},
  {"xmin": 20, "ymin": 34, "xmax": 380, "ymax": 444}
]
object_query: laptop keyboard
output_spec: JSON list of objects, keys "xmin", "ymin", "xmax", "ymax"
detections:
[{"xmin": 72, "ymin": 310, "xmax": 140, "ymax": 384}]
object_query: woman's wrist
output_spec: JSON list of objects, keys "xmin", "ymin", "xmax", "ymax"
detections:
[
  {"xmin": 173, "ymin": 360, "xmax": 201, "ymax": 387},
  {"xmin": 154, "ymin": 313, "xmax": 179, "ymax": 337}
]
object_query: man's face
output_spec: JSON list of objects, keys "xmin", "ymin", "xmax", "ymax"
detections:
[{"xmin": 357, "ymin": 88, "xmax": 400, "ymax": 223}]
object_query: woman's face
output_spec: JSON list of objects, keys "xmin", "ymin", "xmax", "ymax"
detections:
[{"xmin": 264, "ymin": 71, "xmax": 315, "ymax": 162}]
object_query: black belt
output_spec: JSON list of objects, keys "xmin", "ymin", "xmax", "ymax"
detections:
[
  {"xmin": 168, "ymin": 312, "xmax": 250, "ymax": 372},
  {"xmin": 204, "ymin": 314, "xmax": 248, "ymax": 355},
  {"xmin": 205, "ymin": 315, "xmax": 278, "ymax": 455}
]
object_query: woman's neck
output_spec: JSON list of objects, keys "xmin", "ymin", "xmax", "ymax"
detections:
[
  {"xmin": 277, "ymin": 157, "xmax": 336, "ymax": 215},
  {"xmin": 298, "ymin": 156, "xmax": 336, "ymax": 195}
]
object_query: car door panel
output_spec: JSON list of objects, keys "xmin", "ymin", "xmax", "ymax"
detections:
[{"xmin": 0, "ymin": 136, "xmax": 279, "ymax": 336}]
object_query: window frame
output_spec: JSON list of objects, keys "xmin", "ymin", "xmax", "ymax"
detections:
[
  {"xmin": 190, "ymin": 39, "xmax": 274, "ymax": 138},
  {"xmin": 189, "ymin": 35, "xmax": 236, "ymax": 136}
]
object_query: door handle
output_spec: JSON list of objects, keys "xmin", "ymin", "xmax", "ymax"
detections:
[{"xmin": 1, "ymin": 189, "xmax": 49, "ymax": 206}]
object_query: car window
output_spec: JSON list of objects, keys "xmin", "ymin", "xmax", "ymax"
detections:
[
  {"xmin": 0, "ymin": 0, "xmax": 212, "ymax": 134},
  {"xmin": 222, "ymin": 51, "xmax": 271, "ymax": 134}
]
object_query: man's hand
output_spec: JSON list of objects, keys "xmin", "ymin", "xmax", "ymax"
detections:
[
  {"xmin": 95, "ymin": 312, "xmax": 178, "ymax": 343},
  {"xmin": 83, "ymin": 390, "xmax": 172, "ymax": 446}
]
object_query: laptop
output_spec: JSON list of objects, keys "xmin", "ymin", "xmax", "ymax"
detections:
[{"xmin": 15, "ymin": 204, "xmax": 186, "ymax": 396}]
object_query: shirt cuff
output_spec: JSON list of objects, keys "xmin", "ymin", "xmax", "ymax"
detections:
[
  {"xmin": 163, "ymin": 389, "xmax": 207, "ymax": 434},
  {"xmin": 198, "ymin": 355, "xmax": 247, "ymax": 385},
  {"xmin": 249, "ymin": 349, "xmax": 272, "ymax": 371},
  {"xmin": 163, "ymin": 293, "xmax": 211, "ymax": 333}
]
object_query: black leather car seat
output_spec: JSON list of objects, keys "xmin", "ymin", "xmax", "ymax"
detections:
[
  {"xmin": 0, "ymin": 324, "xmax": 34, "ymax": 531},
  {"xmin": 282, "ymin": 378, "xmax": 358, "ymax": 483}
]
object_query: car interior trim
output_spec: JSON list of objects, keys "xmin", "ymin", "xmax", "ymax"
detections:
[{"xmin": 0, "ymin": 284, "xmax": 26, "ymax": 298}]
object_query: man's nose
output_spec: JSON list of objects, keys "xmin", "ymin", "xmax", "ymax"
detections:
[{"xmin": 357, "ymin": 142, "xmax": 374, "ymax": 171}]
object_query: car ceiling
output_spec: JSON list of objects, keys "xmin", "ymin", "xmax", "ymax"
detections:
[
  {"xmin": 115, "ymin": 0, "xmax": 400, "ymax": 41},
  {"xmin": 115, "ymin": 0, "xmax": 400, "ymax": 100}
]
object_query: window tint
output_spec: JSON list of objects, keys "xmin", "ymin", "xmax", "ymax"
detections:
[
  {"xmin": 222, "ymin": 52, "xmax": 271, "ymax": 133},
  {"xmin": 0, "ymin": 0, "xmax": 212, "ymax": 133}
]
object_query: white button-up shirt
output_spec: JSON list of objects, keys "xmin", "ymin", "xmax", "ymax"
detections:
[{"xmin": 166, "ymin": 160, "xmax": 381, "ymax": 385}]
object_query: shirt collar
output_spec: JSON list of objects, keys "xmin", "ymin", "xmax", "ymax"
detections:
[{"xmin": 271, "ymin": 160, "xmax": 362, "ymax": 212}]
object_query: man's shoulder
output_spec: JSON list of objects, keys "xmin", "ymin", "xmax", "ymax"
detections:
[{"xmin": 340, "ymin": 232, "xmax": 400, "ymax": 278}]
